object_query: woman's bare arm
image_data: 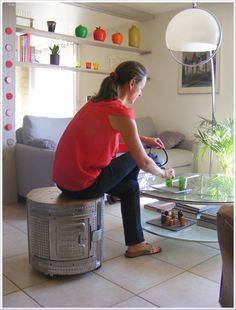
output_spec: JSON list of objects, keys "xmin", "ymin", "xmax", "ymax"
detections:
[{"xmin": 109, "ymin": 115, "xmax": 175, "ymax": 179}]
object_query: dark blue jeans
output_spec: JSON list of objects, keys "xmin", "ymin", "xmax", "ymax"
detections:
[{"xmin": 57, "ymin": 152, "xmax": 144, "ymax": 246}]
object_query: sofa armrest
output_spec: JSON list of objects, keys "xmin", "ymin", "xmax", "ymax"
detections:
[
  {"xmin": 176, "ymin": 140, "xmax": 200, "ymax": 172},
  {"xmin": 15, "ymin": 143, "xmax": 55, "ymax": 197},
  {"xmin": 15, "ymin": 127, "xmax": 23, "ymax": 143}
]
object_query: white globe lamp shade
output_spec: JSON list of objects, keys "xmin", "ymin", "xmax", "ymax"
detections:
[{"xmin": 166, "ymin": 8, "xmax": 222, "ymax": 52}]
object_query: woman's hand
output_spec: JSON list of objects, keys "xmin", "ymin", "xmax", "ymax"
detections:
[
  {"xmin": 141, "ymin": 136, "xmax": 165, "ymax": 149},
  {"xmin": 163, "ymin": 168, "xmax": 175, "ymax": 179}
]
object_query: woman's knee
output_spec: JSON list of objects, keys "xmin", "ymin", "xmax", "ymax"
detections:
[
  {"xmin": 118, "ymin": 152, "xmax": 137, "ymax": 168},
  {"xmin": 121, "ymin": 179, "xmax": 140, "ymax": 197}
]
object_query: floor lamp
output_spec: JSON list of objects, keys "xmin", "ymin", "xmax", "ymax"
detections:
[{"xmin": 165, "ymin": 3, "xmax": 222, "ymax": 174}]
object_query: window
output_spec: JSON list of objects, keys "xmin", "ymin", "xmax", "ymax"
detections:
[
  {"xmin": 28, "ymin": 68, "xmax": 75, "ymax": 117},
  {"xmin": 16, "ymin": 42, "xmax": 76, "ymax": 128}
]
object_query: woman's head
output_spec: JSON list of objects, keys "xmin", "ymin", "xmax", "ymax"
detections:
[{"xmin": 92, "ymin": 61, "xmax": 147, "ymax": 104}]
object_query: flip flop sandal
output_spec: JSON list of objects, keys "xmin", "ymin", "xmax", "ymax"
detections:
[{"xmin": 125, "ymin": 243, "xmax": 161, "ymax": 258}]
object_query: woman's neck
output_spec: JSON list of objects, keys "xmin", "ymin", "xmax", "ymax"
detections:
[{"xmin": 118, "ymin": 88, "xmax": 128, "ymax": 105}]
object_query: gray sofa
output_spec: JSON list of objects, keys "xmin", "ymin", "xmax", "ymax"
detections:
[{"xmin": 15, "ymin": 115, "xmax": 194, "ymax": 198}]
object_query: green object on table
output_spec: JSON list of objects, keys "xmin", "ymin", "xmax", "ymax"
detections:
[
  {"xmin": 165, "ymin": 178, "xmax": 173, "ymax": 187},
  {"xmin": 179, "ymin": 176, "xmax": 187, "ymax": 190}
]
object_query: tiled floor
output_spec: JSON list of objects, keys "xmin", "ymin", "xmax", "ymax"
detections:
[{"xmin": 2, "ymin": 196, "xmax": 222, "ymax": 308}]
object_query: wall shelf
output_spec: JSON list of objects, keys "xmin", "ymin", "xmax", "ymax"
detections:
[
  {"xmin": 16, "ymin": 61, "xmax": 109, "ymax": 75},
  {"xmin": 16, "ymin": 25, "xmax": 151, "ymax": 55}
]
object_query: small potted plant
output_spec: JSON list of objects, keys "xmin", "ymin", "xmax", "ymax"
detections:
[{"xmin": 49, "ymin": 44, "xmax": 60, "ymax": 65}]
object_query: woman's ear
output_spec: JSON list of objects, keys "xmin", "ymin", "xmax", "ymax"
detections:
[{"xmin": 129, "ymin": 79, "xmax": 136, "ymax": 89}]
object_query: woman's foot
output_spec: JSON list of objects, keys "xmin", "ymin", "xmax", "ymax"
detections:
[{"xmin": 125, "ymin": 242, "xmax": 161, "ymax": 258}]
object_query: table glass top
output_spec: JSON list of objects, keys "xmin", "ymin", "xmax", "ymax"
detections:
[{"xmin": 140, "ymin": 173, "xmax": 234, "ymax": 204}]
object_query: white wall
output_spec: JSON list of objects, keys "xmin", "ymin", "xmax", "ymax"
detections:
[
  {"xmin": 15, "ymin": 2, "xmax": 134, "ymax": 34},
  {"xmin": 134, "ymin": 3, "xmax": 234, "ymax": 173}
]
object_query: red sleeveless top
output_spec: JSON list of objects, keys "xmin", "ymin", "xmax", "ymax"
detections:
[{"xmin": 53, "ymin": 99, "xmax": 134, "ymax": 191}]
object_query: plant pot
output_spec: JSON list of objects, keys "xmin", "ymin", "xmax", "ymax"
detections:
[
  {"xmin": 50, "ymin": 54, "xmax": 60, "ymax": 65},
  {"xmin": 47, "ymin": 21, "xmax": 56, "ymax": 32}
]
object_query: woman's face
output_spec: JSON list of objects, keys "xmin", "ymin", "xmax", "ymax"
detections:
[{"xmin": 127, "ymin": 76, "xmax": 147, "ymax": 104}]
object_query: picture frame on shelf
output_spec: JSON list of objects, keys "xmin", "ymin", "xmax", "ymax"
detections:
[{"xmin": 178, "ymin": 51, "xmax": 220, "ymax": 94}]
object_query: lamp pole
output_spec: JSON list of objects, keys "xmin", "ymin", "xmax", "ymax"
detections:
[{"xmin": 209, "ymin": 50, "xmax": 216, "ymax": 175}]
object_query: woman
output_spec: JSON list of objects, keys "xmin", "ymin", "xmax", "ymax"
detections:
[{"xmin": 53, "ymin": 61, "xmax": 175, "ymax": 258}]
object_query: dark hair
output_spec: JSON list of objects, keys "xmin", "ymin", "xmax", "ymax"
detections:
[{"xmin": 92, "ymin": 61, "xmax": 147, "ymax": 102}]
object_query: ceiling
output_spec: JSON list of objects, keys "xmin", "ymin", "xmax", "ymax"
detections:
[{"xmin": 67, "ymin": 2, "xmax": 192, "ymax": 22}]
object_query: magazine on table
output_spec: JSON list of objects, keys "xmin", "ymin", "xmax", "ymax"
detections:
[
  {"xmin": 199, "ymin": 206, "xmax": 221, "ymax": 219},
  {"xmin": 197, "ymin": 219, "xmax": 217, "ymax": 230},
  {"xmin": 144, "ymin": 200, "xmax": 175, "ymax": 212},
  {"xmin": 175, "ymin": 202, "xmax": 218, "ymax": 213}
]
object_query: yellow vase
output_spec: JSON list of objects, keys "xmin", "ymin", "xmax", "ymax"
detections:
[{"xmin": 128, "ymin": 25, "xmax": 140, "ymax": 48}]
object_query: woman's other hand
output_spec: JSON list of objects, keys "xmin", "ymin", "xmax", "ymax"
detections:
[
  {"xmin": 164, "ymin": 168, "xmax": 175, "ymax": 179},
  {"xmin": 141, "ymin": 136, "xmax": 165, "ymax": 149}
]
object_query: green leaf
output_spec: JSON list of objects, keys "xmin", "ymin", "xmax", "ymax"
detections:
[{"xmin": 194, "ymin": 117, "xmax": 234, "ymax": 176}]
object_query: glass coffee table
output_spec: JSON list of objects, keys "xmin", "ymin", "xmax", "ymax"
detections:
[{"xmin": 140, "ymin": 173, "xmax": 234, "ymax": 242}]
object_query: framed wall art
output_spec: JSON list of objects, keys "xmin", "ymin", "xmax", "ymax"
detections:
[{"xmin": 178, "ymin": 51, "xmax": 220, "ymax": 94}]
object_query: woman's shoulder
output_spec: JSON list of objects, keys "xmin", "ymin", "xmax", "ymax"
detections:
[
  {"xmin": 109, "ymin": 100, "xmax": 134, "ymax": 118},
  {"xmin": 86, "ymin": 99, "xmax": 134, "ymax": 118}
]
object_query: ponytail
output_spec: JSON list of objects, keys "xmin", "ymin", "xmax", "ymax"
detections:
[{"xmin": 92, "ymin": 61, "xmax": 147, "ymax": 102}]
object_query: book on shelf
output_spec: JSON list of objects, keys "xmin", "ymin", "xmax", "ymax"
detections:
[
  {"xmin": 18, "ymin": 32, "xmax": 31, "ymax": 62},
  {"xmin": 199, "ymin": 206, "xmax": 220, "ymax": 220},
  {"xmin": 196, "ymin": 206, "xmax": 221, "ymax": 229},
  {"xmin": 175, "ymin": 202, "xmax": 218, "ymax": 213},
  {"xmin": 200, "ymin": 214, "xmax": 217, "ymax": 223},
  {"xmin": 174, "ymin": 203, "xmax": 220, "ymax": 220},
  {"xmin": 196, "ymin": 219, "xmax": 217, "ymax": 230},
  {"xmin": 144, "ymin": 200, "xmax": 175, "ymax": 213},
  {"xmin": 30, "ymin": 46, "xmax": 36, "ymax": 63}
]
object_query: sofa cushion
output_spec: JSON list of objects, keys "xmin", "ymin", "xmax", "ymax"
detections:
[
  {"xmin": 136, "ymin": 116, "xmax": 158, "ymax": 137},
  {"xmin": 26, "ymin": 138, "xmax": 57, "ymax": 150},
  {"xmin": 158, "ymin": 131, "xmax": 185, "ymax": 149},
  {"xmin": 22, "ymin": 115, "xmax": 72, "ymax": 145}
]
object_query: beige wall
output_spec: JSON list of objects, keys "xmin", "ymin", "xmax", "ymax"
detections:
[{"xmin": 134, "ymin": 3, "xmax": 234, "ymax": 173}]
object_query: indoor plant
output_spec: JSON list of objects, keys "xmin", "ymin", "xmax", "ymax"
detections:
[
  {"xmin": 194, "ymin": 116, "xmax": 234, "ymax": 177},
  {"xmin": 49, "ymin": 44, "xmax": 60, "ymax": 65}
]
